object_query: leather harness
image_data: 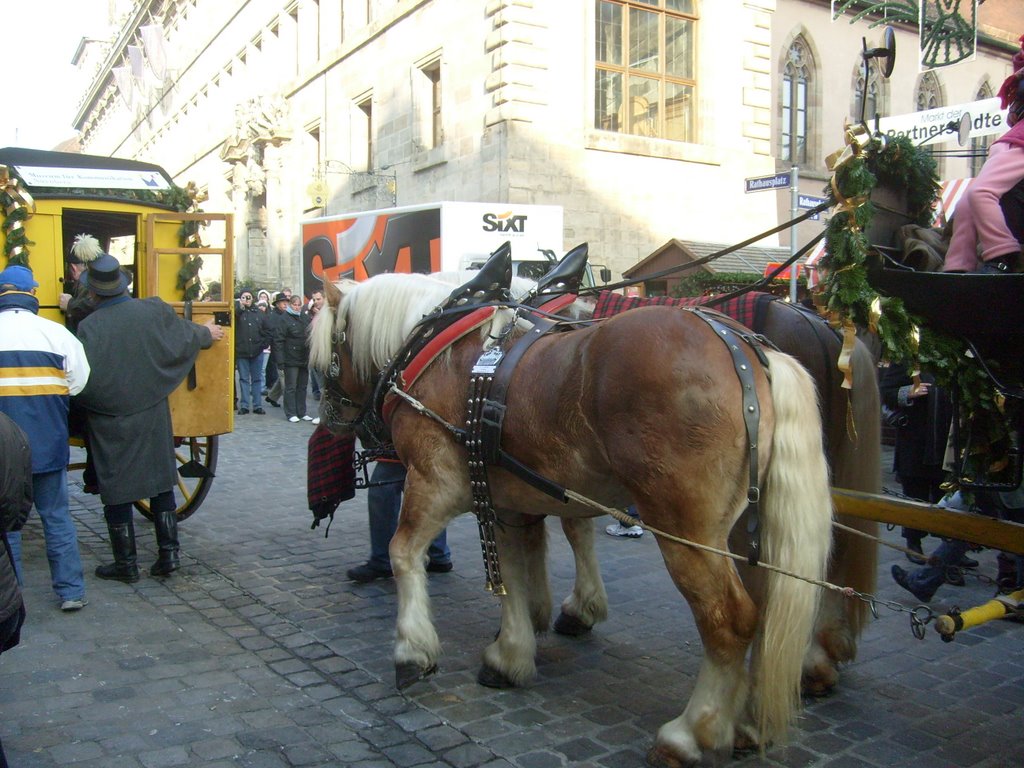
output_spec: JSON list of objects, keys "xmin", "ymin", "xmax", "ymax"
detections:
[{"xmin": 378, "ymin": 297, "xmax": 773, "ymax": 594}]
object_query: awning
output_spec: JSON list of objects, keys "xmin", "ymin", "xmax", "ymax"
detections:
[
  {"xmin": 934, "ymin": 178, "xmax": 972, "ymax": 228},
  {"xmin": 804, "ymin": 240, "xmax": 827, "ymax": 288}
]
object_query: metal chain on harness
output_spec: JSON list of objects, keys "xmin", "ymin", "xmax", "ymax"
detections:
[{"xmin": 466, "ymin": 345, "xmax": 507, "ymax": 596}]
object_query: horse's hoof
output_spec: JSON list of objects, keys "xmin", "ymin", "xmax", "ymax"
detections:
[
  {"xmin": 553, "ymin": 611, "xmax": 593, "ymax": 637},
  {"xmin": 646, "ymin": 744, "xmax": 697, "ymax": 768},
  {"xmin": 477, "ymin": 663, "xmax": 516, "ymax": 689},
  {"xmin": 395, "ymin": 662, "xmax": 437, "ymax": 690}
]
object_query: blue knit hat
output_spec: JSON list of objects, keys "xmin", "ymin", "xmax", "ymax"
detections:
[{"xmin": 0, "ymin": 265, "xmax": 39, "ymax": 292}]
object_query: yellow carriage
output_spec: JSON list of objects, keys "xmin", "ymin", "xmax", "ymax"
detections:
[{"xmin": 0, "ymin": 147, "xmax": 234, "ymax": 520}]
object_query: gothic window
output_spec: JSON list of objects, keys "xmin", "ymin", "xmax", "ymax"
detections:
[
  {"xmin": 594, "ymin": 0, "xmax": 697, "ymax": 142},
  {"xmin": 916, "ymin": 71, "xmax": 944, "ymax": 174},
  {"xmin": 853, "ymin": 59, "xmax": 882, "ymax": 125},
  {"xmin": 970, "ymin": 82, "xmax": 993, "ymax": 178},
  {"xmin": 782, "ymin": 37, "xmax": 812, "ymax": 165}
]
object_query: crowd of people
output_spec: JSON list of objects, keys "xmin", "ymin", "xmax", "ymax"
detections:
[{"xmin": 234, "ymin": 285, "xmax": 324, "ymax": 424}]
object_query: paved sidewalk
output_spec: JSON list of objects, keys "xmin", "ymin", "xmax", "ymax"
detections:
[{"xmin": 2, "ymin": 405, "xmax": 1023, "ymax": 767}]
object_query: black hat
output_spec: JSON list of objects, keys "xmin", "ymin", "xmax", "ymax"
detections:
[
  {"xmin": 82, "ymin": 253, "xmax": 130, "ymax": 297},
  {"xmin": 273, "ymin": 292, "xmax": 289, "ymax": 305}
]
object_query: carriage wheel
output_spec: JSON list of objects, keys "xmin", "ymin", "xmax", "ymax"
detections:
[{"xmin": 134, "ymin": 435, "xmax": 219, "ymax": 522}]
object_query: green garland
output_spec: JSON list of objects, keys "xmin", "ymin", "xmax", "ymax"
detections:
[
  {"xmin": 174, "ymin": 182, "xmax": 208, "ymax": 302},
  {"xmin": 820, "ymin": 134, "xmax": 1018, "ymax": 485},
  {"xmin": 0, "ymin": 196, "xmax": 32, "ymax": 266}
]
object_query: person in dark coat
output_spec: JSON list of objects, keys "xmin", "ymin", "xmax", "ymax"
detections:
[
  {"xmin": 0, "ymin": 412, "xmax": 32, "ymax": 768},
  {"xmin": 75, "ymin": 252, "xmax": 226, "ymax": 582},
  {"xmin": 264, "ymin": 292, "xmax": 289, "ymax": 407},
  {"xmin": 273, "ymin": 294, "xmax": 312, "ymax": 422},
  {"xmin": 58, "ymin": 234, "xmax": 102, "ymax": 333},
  {"xmin": 879, "ymin": 362, "xmax": 954, "ymax": 560},
  {"xmin": 234, "ymin": 290, "xmax": 270, "ymax": 415}
]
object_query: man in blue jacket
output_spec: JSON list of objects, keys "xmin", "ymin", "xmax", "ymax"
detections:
[{"xmin": 0, "ymin": 265, "xmax": 91, "ymax": 612}]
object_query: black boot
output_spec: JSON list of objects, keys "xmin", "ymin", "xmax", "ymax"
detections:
[
  {"xmin": 150, "ymin": 508, "xmax": 180, "ymax": 577},
  {"xmin": 95, "ymin": 521, "xmax": 140, "ymax": 583}
]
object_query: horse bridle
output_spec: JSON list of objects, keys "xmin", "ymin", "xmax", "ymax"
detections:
[{"xmin": 319, "ymin": 328, "xmax": 386, "ymax": 442}]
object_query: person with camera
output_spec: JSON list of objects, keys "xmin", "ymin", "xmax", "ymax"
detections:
[
  {"xmin": 234, "ymin": 290, "xmax": 271, "ymax": 415},
  {"xmin": 879, "ymin": 362, "xmax": 955, "ymax": 560}
]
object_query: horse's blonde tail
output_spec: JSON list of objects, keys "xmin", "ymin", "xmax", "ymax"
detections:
[{"xmin": 755, "ymin": 349, "xmax": 833, "ymax": 743}]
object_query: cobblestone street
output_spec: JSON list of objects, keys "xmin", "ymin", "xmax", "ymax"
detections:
[{"xmin": 2, "ymin": 405, "xmax": 1022, "ymax": 767}]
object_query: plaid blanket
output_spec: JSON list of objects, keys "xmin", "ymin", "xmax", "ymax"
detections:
[
  {"xmin": 307, "ymin": 425, "xmax": 356, "ymax": 532},
  {"xmin": 592, "ymin": 290, "xmax": 776, "ymax": 333}
]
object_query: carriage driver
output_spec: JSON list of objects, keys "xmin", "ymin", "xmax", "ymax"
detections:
[{"xmin": 75, "ymin": 252, "xmax": 225, "ymax": 583}]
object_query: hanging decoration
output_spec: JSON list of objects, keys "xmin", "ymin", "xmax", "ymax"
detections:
[
  {"xmin": 832, "ymin": 1, "xmax": 979, "ymax": 69},
  {"xmin": 0, "ymin": 165, "xmax": 36, "ymax": 266},
  {"xmin": 175, "ymin": 181, "xmax": 209, "ymax": 301}
]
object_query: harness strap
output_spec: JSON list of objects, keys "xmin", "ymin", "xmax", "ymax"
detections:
[
  {"xmin": 381, "ymin": 306, "xmax": 497, "ymax": 426},
  {"xmin": 480, "ymin": 316, "xmax": 561, "ymax": 463},
  {"xmin": 690, "ymin": 308, "xmax": 767, "ymax": 566}
]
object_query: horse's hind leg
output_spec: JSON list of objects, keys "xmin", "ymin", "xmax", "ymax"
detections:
[
  {"xmin": 648, "ymin": 536, "xmax": 758, "ymax": 765},
  {"xmin": 554, "ymin": 517, "xmax": 608, "ymax": 636},
  {"xmin": 478, "ymin": 512, "xmax": 547, "ymax": 688}
]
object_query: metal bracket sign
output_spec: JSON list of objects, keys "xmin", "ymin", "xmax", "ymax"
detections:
[{"xmin": 744, "ymin": 172, "xmax": 791, "ymax": 193}]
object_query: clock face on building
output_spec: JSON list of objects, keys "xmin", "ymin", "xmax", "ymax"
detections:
[{"xmin": 307, "ymin": 179, "xmax": 328, "ymax": 208}]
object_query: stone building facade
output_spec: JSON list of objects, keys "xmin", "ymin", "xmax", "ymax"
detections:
[{"xmin": 71, "ymin": 0, "xmax": 1019, "ymax": 292}]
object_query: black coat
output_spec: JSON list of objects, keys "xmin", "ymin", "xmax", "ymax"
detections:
[
  {"xmin": 0, "ymin": 413, "xmax": 31, "ymax": 638},
  {"xmin": 272, "ymin": 311, "xmax": 311, "ymax": 368},
  {"xmin": 879, "ymin": 363, "xmax": 952, "ymax": 482},
  {"xmin": 76, "ymin": 297, "xmax": 213, "ymax": 505},
  {"xmin": 234, "ymin": 305, "xmax": 270, "ymax": 359}
]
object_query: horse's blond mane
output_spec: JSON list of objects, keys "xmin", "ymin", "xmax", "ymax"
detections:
[{"xmin": 308, "ymin": 272, "xmax": 517, "ymax": 383}]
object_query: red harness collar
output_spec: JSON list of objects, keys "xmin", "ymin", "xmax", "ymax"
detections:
[
  {"xmin": 534, "ymin": 293, "xmax": 577, "ymax": 315},
  {"xmin": 381, "ymin": 306, "xmax": 497, "ymax": 426}
]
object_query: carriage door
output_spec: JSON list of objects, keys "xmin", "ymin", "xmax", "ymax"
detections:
[{"xmin": 145, "ymin": 212, "xmax": 235, "ymax": 438}]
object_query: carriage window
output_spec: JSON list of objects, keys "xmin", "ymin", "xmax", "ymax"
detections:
[{"xmin": 594, "ymin": 0, "xmax": 697, "ymax": 142}]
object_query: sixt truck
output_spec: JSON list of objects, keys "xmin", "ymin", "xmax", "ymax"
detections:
[{"xmin": 300, "ymin": 201, "xmax": 594, "ymax": 294}]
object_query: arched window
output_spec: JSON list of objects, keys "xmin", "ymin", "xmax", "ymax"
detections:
[
  {"xmin": 916, "ymin": 71, "xmax": 942, "ymax": 112},
  {"xmin": 970, "ymin": 82, "xmax": 994, "ymax": 178},
  {"xmin": 916, "ymin": 71, "xmax": 944, "ymax": 174},
  {"xmin": 781, "ymin": 37, "xmax": 812, "ymax": 165},
  {"xmin": 852, "ymin": 59, "xmax": 883, "ymax": 125}
]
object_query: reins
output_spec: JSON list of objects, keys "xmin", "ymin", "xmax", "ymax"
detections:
[{"xmin": 577, "ymin": 201, "xmax": 831, "ymax": 297}]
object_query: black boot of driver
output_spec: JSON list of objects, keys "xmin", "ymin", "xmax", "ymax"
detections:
[
  {"xmin": 150, "ymin": 492, "xmax": 180, "ymax": 577},
  {"xmin": 95, "ymin": 513, "xmax": 141, "ymax": 583}
]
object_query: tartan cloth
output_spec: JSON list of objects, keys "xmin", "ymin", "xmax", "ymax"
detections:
[
  {"xmin": 307, "ymin": 425, "xmax": 356, "ymax": 531},
  {"xmin": 592, "ymin": 290, "xmax": 776, "ymax": 333}
]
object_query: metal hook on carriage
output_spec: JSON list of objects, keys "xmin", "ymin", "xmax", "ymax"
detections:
[{"xmin": 910, "ymin": 605, "xmax": 935, "ymax": 640}]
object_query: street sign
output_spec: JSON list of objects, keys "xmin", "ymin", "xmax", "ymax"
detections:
[
  {"xmin": 798, "ymin": 194, "xmax": 828, "ymax": 220},
  {"xmin": 744, "ymin": 172, "xmax": 791, "ymax": 193}
]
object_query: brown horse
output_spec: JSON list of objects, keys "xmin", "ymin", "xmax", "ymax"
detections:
[
  {"xmin": 312, "ymin": 273, "xmax": 834, "ymax": 764},
  {"xmin": 548, "ymin": 294, "xmax": 881, "ymax": 696}
]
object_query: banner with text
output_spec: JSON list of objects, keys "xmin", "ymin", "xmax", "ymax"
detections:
[{"xmin": 877, "ymin": 98, "xmax": 1008, "ymax": 147}]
